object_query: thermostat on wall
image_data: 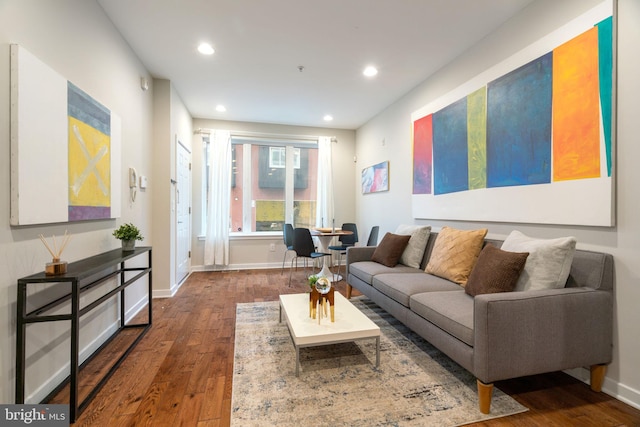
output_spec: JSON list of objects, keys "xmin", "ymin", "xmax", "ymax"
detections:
[{"xmin": 139, "ymin": 175, "xmax": 148, "ymax": 189}]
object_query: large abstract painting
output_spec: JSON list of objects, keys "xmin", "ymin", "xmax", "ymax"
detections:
[
  {"xmin": 10, "ymin": 45, "xmax": 121, "ymax": 225},
  {"xmin": 411, "ymin": 1, "xmax": 614, "ymax": 226}
]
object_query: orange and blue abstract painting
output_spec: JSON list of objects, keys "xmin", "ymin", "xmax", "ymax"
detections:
[{"xmin": 412, "ymin": 16, "xmax": 613, "ymax": 196}]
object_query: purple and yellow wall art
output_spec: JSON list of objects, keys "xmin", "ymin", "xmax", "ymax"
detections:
[
  {"xmin": 68, "ymin": 82, "xmax": 112, "ymax": 221},
  {"xmin": 411, "ymin": 1, "xmax": 614, "ymax": 226},
  {"xmin": 10, "ymin": 44, "xmax": 121, "ymax": 225}
]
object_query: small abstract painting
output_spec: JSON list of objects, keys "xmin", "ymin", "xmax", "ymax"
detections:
[{"xmin": 362, "ymin": 161, "xmax": 389, "ymax": 194}]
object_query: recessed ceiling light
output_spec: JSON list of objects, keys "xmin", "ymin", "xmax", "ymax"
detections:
[
  {"xmin": 363, "ymin": 66, "xmax": 378, "ymax": 77},
  {"xmin": 216, "ymin": 105, "xmax": 226, "ymax": 112},
  {"xmin": 198, "ymin": 42, "xmax": 215, "ymax": 55},
  {"xmin": 323, "ymin": 115, "xmax": 333, "ymax": 122}
]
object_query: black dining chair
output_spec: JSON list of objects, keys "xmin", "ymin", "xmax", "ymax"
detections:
[
  {"xmin": 328, "ymin": 223, "xmax": 358, "ymax": 282},
  {"xmin": 366, "ymin": 226, "xmax": 380, "ymax": 246},
  {"xmin": 281, "ymin": 223, "xmax": 295, "ymax": 274},
  {"xmin": 288, "ymin": 228, "xmax": 331, "ymax": 286}
]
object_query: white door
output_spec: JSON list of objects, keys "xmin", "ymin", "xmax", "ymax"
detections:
[{"xmin": 176, "ymin": 140, "xmax": 191, "ymax": 285}]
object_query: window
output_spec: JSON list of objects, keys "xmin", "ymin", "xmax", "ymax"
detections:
[
  {"xmin": 269, "ymin": 147, "xmax": 300, "ymax": 169},
  {"xmin": 203, "ymin": 135, "xmax": 318, "ymax": 234}
]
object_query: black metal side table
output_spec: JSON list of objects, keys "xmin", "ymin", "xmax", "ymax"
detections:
[{"xmin": 15, "ymin": 247, "xmax": 153, "ymax": 422}]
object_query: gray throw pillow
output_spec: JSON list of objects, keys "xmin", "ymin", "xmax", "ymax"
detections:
[
  {"xmin": 395, "ymin": 224, "xmax": 431, "ymax": 268},
  {"xmin": 501, "ymin": 230, "xmax": 576, "ymax": 291}
]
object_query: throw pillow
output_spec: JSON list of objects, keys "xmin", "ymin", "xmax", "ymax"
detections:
[
  {"xmin": 465, "ymin": 244, "xmax": 529, "ymax": 297},
  {"xmin": 500, "ymin": 230, "xmax": 577, "ymax": 291},
  {"xmin": 371, "ymin": 232, "xmax": 412, "ymax": 267},
  {"xmin": 425, "ymin": 226, "xmax": 488, "ymax": 285},
  {"xmin": 395, "ymin": 224, "xmax": 432, "ymax": 269}
]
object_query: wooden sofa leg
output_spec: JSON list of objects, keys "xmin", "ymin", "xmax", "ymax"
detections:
[
  {"xmin": 477, "ymin": 380, "xmax": 494, "ymax": 414},
  {"xmin": 590, "ymin": 364, "xmax": 607, "ymax": 392},
  {"xmin": 346, "ymin": 284, "xmax": 352, "ymax": 299}
]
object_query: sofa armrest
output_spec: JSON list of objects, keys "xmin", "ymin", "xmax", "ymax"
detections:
[
  {"xmin": 345, "ymin": 246, "xmax": 376, "ymax": 276},
  {"xmin": 346, "ymin": 246, "xmax": 376, "ymax": 264},
  {"xmin": 473, "ymin": 287, "xmax": 613, "ymax": 383}
]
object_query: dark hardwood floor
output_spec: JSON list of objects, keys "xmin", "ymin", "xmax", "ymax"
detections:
[{"xmin": 50, "ymin": 268, "xmax": 640, "ymax": 426}]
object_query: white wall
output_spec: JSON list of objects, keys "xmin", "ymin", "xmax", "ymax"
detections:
[
  {"xmin": 191, "ymin": 119, "xmax": 356, "ymax": 270},
  {"xmin": 0, "ymin": 0, "xmax": 154, "ymax": 403},
  {"xmin": 356, "ymin": 0, "xmax": 640, "ymax": 409}
]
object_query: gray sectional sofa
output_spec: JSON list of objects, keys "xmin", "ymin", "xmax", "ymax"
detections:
[{"xmin": 345, "ymin": 230, "xmax": 614, "ymax": 414}]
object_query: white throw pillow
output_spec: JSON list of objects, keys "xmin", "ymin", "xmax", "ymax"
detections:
[
  {"xmin": 501, "ymin": 230, "xmax": 577, "ymax": 291},
  {"xmin": 394, "ymin": 224, "xmax": 431, "ymax": 269}
]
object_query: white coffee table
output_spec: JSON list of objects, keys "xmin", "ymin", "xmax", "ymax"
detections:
[{"xmin": 279, "ymin": 292, "xmax": 380, "ymax": 376}]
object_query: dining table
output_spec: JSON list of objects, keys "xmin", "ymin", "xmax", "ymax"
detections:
[{"xmin": 310, "ymin": 228, "xmax": 354, "ymax": 281}]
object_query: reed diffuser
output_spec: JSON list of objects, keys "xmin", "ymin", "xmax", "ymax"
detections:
[{"xmin": 40, "ymin": 231, "xmax": 72, "ymax": 275}]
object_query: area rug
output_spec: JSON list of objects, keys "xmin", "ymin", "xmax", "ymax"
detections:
[{"xmin": 231, "ymin": 297, "xmax": 527, "ymax": 426}]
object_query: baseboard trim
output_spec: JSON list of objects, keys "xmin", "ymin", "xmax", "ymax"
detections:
[
  {"xmin": 191, "ymin": 262, "xmax": 284, "ymax": 272},
  {"xmin": 151, "ymin": 272, "xmax": 191, "ymax": 299},
  {"xmin": 565, "ymin": 367, "xmax": 640, "ymax": 410}
]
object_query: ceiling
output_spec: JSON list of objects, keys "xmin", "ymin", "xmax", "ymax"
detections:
[{"xmin": 97, "ymin": 0, "xmax": 535, "ymax": 130}]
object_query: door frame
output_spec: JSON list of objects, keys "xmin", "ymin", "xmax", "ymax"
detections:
[{"xmin": 175, "ymin": 137, "xmax": 192, "ymax": 286}]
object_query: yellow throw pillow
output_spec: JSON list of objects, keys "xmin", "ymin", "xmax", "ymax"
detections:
[{"xmin": 426, "ymin": 226, "xmax": 488, "ymax": 285}]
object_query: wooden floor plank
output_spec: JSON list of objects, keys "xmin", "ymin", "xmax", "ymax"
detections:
[
  {"xmin": 151, "ymin": 370, "xmax": 191, "ymax": 427},
  {"xmin": 175, "ymin": 392, "xmax": 204, "ymax": 427},
  {"xmin": 47, "ymin": 269, "xmax": 640, "ymax": 426},
  {"xmin": 200, "ymin": 376, "xmax": 226, "ymax": 422},
  {"xmin": 110, "ymin": 350, "xmax": 164, "ymax": 416},
  {"xmin": 128, "ymin": 380, "xmax": 169, "ymax": 425}
]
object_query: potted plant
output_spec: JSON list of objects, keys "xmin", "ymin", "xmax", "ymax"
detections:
[
  {"xmin": 113, "ymin": 223, "xmax": 144, "ymax": 251},
  {"xmin": 307, "ymin": 274, "xmax": 319, "ymax": 290}
]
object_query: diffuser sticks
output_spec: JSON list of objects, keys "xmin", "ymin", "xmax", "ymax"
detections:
[{"xmin": 40, "ymin": 231, "xmax": 71, "ymax": 275}]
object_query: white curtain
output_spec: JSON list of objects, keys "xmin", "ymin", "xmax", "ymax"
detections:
[
  {"xmin": 204, "ymin": 130, "xmax": 231, "ymax": 266},
  {"xmin": 315, "ymin": 136, "xmax": 334, "ymax": 229}
]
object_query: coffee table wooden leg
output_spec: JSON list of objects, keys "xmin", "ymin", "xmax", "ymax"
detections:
[
  {"xmin": 296, "ymin": 345, "xmax": 300, "ymax": 376},
  {"xmin": 376, "ymin": 336, "xmax": 380, "ymax": 367}
]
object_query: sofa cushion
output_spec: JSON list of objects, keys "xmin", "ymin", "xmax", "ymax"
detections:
[
  {"xmin": 465, "ymin": 244, "xmax": 529, "ymax": 297},
  {"xmin": 410, "ymin": 291, "xmax": 475, "ymax": 346},
  {"xmin": 425, "ymin": 226, "xmax": 488, "ymax": 286},
  {"xmin": 372, "ymin": 273, "xmax": 462, "ymax": 307},
  {"xmin": 349, "ymin": 261, "xmax": 420, "ymax": 285},
  {"xmin": 371, "ymin": 232, "xmax": 412, "ymax": 267},
  {"xmin": 501, "ymin": 230, "xmax": 577, "ymax": 291},
  {"xmin": 394, "ymin": 224, "xmax": 431, "ymax": 269}
]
